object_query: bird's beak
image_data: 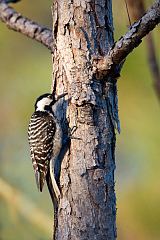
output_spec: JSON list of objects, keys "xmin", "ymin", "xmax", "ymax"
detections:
[{"xmin": 56, "ymin": 92, "xmax": 68, "ymax": 101}]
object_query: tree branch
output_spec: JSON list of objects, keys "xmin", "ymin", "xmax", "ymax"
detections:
[
  {"xmin": 93, "ymin": 0, "xmax": 160, "ymax": 78},
  {"xmin": 0, "ymin": 2, "xmax": 54, "ymax": 50},
  {"xmin": 127, "ymin": 0, "xmax": 160, "ymax": 101}
]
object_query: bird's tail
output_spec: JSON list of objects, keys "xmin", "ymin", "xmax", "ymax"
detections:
[
  {"xmin": 35, "ymin": 171, "xmax": 45, "ymax": 192},
  {"xmin": 46, "ymin": 172, "xmax": 59, "ymax": 240}
]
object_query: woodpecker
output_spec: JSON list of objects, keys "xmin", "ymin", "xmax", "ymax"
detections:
[{"xmin": 28, "ymin": 92, "xmax": 66, "ymax": 201}]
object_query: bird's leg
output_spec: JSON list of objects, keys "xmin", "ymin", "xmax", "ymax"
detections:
[
  {"xmin": 69, "ymin": 125, "xmax": 82, "ymax": 140},
  {"xmin": 68, "ymin": 125, "xmax": 77, "ymax": 137}
]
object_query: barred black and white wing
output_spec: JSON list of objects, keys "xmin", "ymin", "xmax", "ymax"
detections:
[{"xmin": 28, "ymin": 111, "xmax": 56, "ymax": 192}]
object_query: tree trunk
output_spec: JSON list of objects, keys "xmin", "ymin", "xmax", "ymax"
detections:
[
  {"xmin": 52, "ymin": 1, "xmax": 118, "ymax": 239},
  {"xmin": 0, "ymin": 0, "xmax": 159, "ymax": 239}
]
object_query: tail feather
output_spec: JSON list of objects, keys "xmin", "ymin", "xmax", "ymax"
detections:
[
  {"xmin": 35, "ymin": 171, "xmax": 40, "ymax": 191},
  {"xmin": 39, "ymin": 172, "xmax": 45, "ymax": 192},
  {"xmin": 35, "ymin": 171, "xmax": 45, "ymax": 192}
]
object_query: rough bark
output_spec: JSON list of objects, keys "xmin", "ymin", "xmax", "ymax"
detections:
[
  {"xmin": 93, "ymin": 0, "xmax": 160, "ymax": 77},
  {"xmin": 0, "ymin": 0, "xmax": 159, "ymax": 61},
  {"xmin": 0, "ymin": 2, "xmax": 53, "ymax": 50},
  {"xmin": 0, "ymin": 0, "xmax": 160, "ymax": 240},
  {"xmin": 52, "ymin": 1, "xmax": 118, "ymax": 239}
]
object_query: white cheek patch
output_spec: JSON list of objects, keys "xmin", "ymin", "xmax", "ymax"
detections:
[{"xmin": 36, "ymin": 98, "xmax": 52, "ymax": 111}]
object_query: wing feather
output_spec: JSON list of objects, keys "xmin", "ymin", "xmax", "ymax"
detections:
[{"xmin": 28, "ymin": 111, "xmax": 56, "ymax": 191}]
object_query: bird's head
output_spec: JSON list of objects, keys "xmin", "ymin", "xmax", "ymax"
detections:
[{"xmin": 35, "ymin": 93, "xmax": 67, "ymax": 112}]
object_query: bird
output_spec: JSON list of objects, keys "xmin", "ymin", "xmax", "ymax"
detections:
[{"xmin": 28, "ymin": 92, "xmax": 67, "ymax": 201}]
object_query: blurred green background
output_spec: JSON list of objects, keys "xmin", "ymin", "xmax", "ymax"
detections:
[{"xmin": 0, "ymin": 1, "xmax": 159, "ymax": 239}]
